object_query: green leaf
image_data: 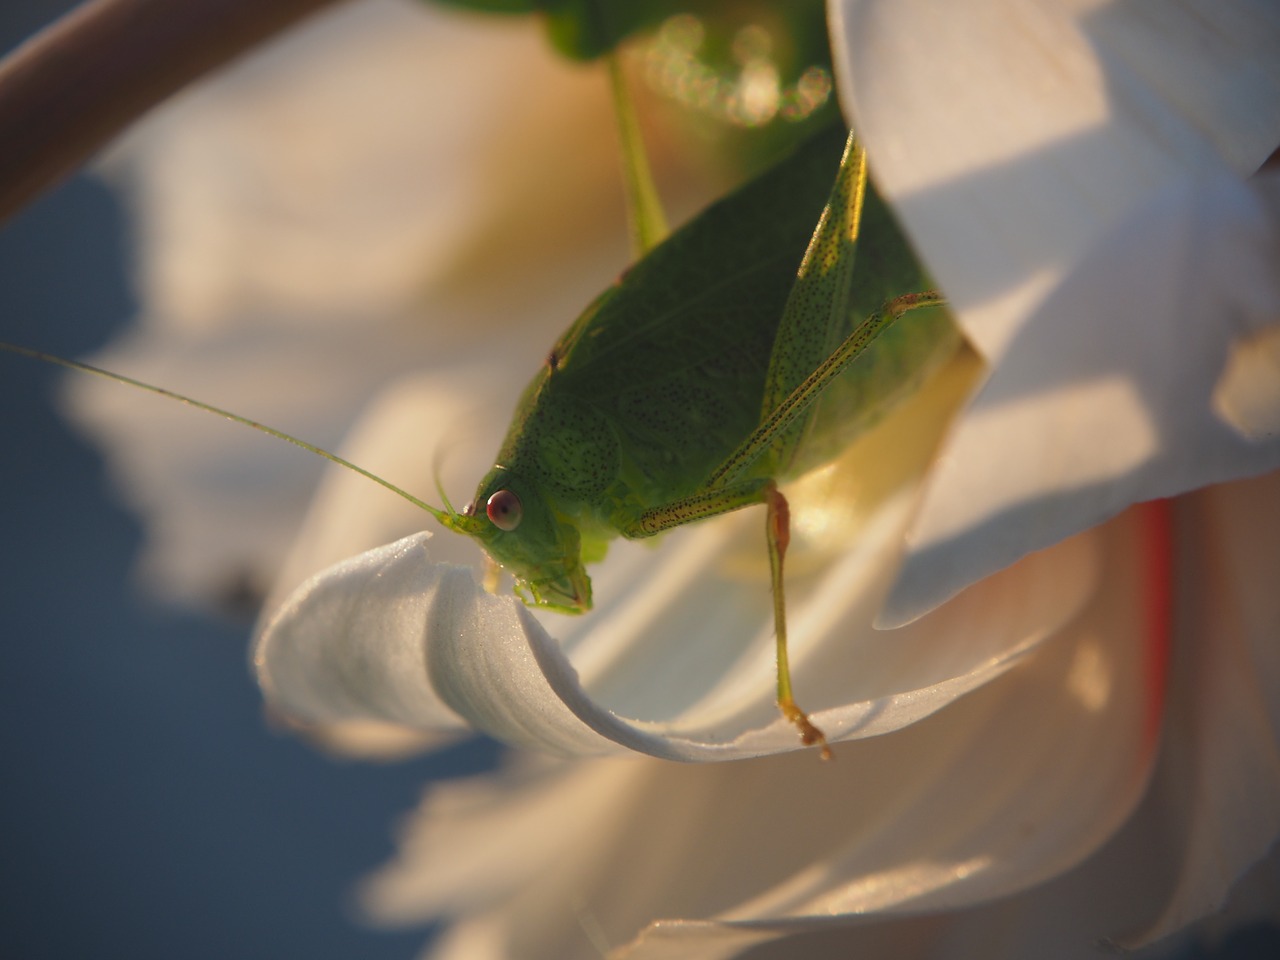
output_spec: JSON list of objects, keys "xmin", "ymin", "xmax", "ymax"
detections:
[
  {"xmin": 424, "ymin": 0, "xmax": 830, "ymax": 65},
  {"xmin": 426, "ymin": 0, "xmax": 539, "ymax": 15},
  {"xmin": 538, "ymin": 0, "xmax": 685, "ymax": 59},
  {"xmin": 422, "ymin": 0, "xmax": 679, "ymax": 53}
]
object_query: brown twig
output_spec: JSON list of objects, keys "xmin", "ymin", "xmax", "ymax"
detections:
[{"xmin": 0, "ymin": 0, "xmax": 346, "ymax": 223}]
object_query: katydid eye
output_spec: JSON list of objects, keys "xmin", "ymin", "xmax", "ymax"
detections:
[{"xmin": 485, "ymin": 490, "xmax": 522, "ymax": 531}]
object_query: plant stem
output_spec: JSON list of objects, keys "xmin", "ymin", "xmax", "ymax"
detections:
[
  {"xmin": 606, "ymin": 50, "xmax": 668, "ymax": 257},
  {"xmin": 0, "ymin": 0, "xmax": 345, "ymax": 223}
]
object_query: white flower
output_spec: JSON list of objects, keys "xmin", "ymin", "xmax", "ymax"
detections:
[{"xmin": 63, "ymin": 0, "xmax": 1280, "ymax": 957}]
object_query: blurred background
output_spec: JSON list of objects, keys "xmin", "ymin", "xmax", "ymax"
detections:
[{"xmin": 0, "ymin": 4, "xmax": 496, "ymax": 957}]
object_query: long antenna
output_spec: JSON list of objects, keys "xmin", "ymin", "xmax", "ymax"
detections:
[{"xmin": 1, "ymin": 340, "xmax": 452, "ymax": 523}]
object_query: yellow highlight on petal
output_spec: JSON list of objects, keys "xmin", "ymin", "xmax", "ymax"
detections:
[
  {"xmin": 814, "ymin": 854, "xmax": 995, "ymax": 914},
  {"xmin": 1065, "ymin": 637, "xmax": 1112, "ymax": 714},
  {"xmin": 1213, "ymin": 324, "xmax": 1280, "ymax": 442},
  {"xmin": 787, "ymin": 346, "xmax": 984, "ymax": 554}
]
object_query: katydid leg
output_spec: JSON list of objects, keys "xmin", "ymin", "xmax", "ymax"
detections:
[
  {"xmin": 766, "ymin": 482, "xmax": 831, "ymax": 759},
  {"xmin": 626, "ymin": 479, "xmax": 832, "ymax": 757},
  {"xmin": 625, "ymin": 479, "xmax": 774, "ymax": 538}
]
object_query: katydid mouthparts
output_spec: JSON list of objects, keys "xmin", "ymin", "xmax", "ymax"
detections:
[{"xmin": 3, "ymin": 121, "xmax": 957, "ymax": 758}]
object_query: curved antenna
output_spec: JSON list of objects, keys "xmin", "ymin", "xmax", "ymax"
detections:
[{"xmin": 1, "ymin": 341, "xmax": 453, "ymax": 524}]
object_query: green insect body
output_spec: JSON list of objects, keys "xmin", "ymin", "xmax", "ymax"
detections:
[{"xmin": 445, "ymin": 122, "xmax": 958, "ymax": 752}]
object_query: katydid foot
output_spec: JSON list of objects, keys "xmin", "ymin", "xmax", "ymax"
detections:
[{"xmin": 780, "ymin": 696, "xmax": 832, "ymax": 760}]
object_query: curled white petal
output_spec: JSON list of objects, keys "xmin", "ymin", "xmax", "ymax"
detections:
[
  {"xmin": 255, "ymin": 495, "xmax": 1101, "ymax": 762},
  {"xmin": 255, "ymin": 533, "xmax": 466, "ymax": 732},
  {"xmin": 359, "ymin": 505, "xmax": 1165, "ymax": 956}
]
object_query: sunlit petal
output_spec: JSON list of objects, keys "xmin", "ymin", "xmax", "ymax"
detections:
[
  {"xmin": 831, "ymin": 1, "xmax": 1280, "ymax": 622},
  {"xmin": 254, "ymin": 505, "xmax": 1100, "ymax": 760},
  {"xmin": 830, "ymin": 0, "xmax": 1280, "ymax": 361},
  {"xmin": 882, "ymin": 170, "xmax": 1280, "ymax": 623}
]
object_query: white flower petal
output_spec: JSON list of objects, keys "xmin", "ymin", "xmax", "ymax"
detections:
[
  {"xmin": 614, "ymin": 844, "xmax": 1280, "ymax": 960},
  {"xmin": 253, "ymin": 508, "xmax": 1099, "ymax": 761},
  {"xmin": 881, "ymin": 170, "xmax": 1280, "ymax": 625},
  {"xmin": 1125, "ymin": 471, "xmax": 1280, "ymax": 944},
  {"xmin": 830, "ymin": 0, "xmax": 1280, "ymax": 362},
  {"xmin": 617, "ymin": 921, "xmax": 783, "ymax": 960},
  {"xmin": 831, "ymin": 1, "xmax": 1280, "ymax": 623},
  {"xmin": 359, "ymin": 506, "xmax": 1163, "ymax": 958},
  {"xmin": 255, "ymin": 532, "xmax": 630, "ymax": 755},
  {"xmin": 1213, "ymin": 324, "xmax": 1280, "ymax": 442},
  {"xmin": 254, "ymin": 533, "xmax": 466, "ymax": 731},
  {"xmin": 361, "ymin": 755, "xmax": 647, "ymax": 922},
  {"xmin": 100, "ymin": 0, "xmax": 625, "ymax": 330}
]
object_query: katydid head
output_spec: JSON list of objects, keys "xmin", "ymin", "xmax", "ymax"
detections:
[{"xmin": 444, "ymin": 468, "xmax": 593, "ymax": 614}]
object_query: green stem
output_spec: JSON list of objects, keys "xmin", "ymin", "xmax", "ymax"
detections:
[
  {"xmin": 0, "ymin": 0, "xmax": 343, "ymax": 224},
  {"xmin": 606, "ymin": 51, "xmax": 668, "ymax": 257}
]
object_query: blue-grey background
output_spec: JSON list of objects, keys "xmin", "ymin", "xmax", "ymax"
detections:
[{"xmin": 0, "ymin": 5, "xmax": 495, "ymax": 958}]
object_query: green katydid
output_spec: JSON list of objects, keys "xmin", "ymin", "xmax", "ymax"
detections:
[
  {"xmin": 2, "ymin": 113, "xmax": 956, "ymax": 759},
  {"xmin": 436, "ymin": 119, "xmax": 954, "ymax": 756}
]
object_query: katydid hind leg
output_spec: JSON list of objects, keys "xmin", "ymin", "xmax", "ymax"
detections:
[
  {"xmin": 623, "ymin": 477, "xmax": 774, "ymax": 538},
  {"xmin": 766, "ymin": 482, "xmax": 831, "ymax": 759},
  {"xmin": 626, "ymin": 479, "xmax": 832, "ymax": 757}
]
